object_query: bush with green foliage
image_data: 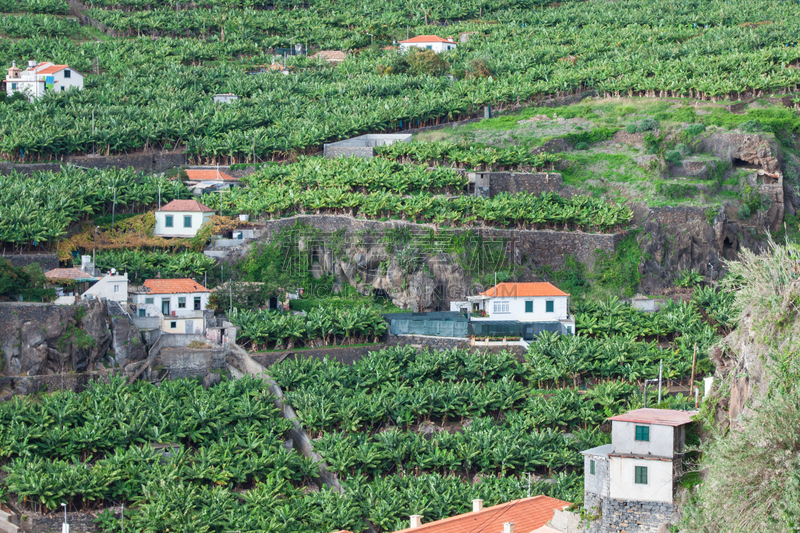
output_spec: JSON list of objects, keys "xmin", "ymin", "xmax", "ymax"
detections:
[
  {"xmin": 685, "ymin": 124, "xmax": 706, "ymax": 136},
  {"xmin": 575, "ymin": 142, "xmax": 589, "ymax": 150},
  {"xmin": 665, "ymin": 150, "xmax": 683, "ymax": 163}
]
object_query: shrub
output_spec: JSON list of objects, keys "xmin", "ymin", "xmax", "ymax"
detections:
[
  {"xmin": 657, "ymin": 182, "xmax": 697, "ymax": 199},
  {"xmin": 638, "ymin": 117, "xmax": 659, "ymax": 132},
  {"xmin": 405, "ymin": 49, "xmax": 449, "ymax": 76},
  {"xmin": 575, "ymin": 142, "xmax": 589, "ymax": 150},
  {"xmin": 738, "ymin": 203, "xmax": 752, "ymax": 219},
  {"xmin": 675, "ymin": 143, "xmax": 691, "ymax": 157},
  {"xmin": 625, "ymin": 123, "xmax": 639, "ymax": 134},
  {"xmin": 643, "ymin": 132, "xmax": 660, "ymax": 154},
  {"xmin": 739, "ymin": 120, "xmax": 760, "ymax": 133},
  {"xmin": 665, "ymin": 150, "xmax": 683, "ymax": 163},
  {"xmin": 685, "ymin": 123, "xmax": 706, "ymax": 136}
]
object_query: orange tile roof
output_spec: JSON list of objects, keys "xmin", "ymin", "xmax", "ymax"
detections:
[
  {"xmin": 184, "ymin": 169, "xmax": 237, "ymax": 181},
  {"xmin": 480, "ymin": 282, "xmax": 568, "ymax": 298},
  {"xmin": 36, "ymin": 64, "xmax": 68, "ymax": 75},
  {"xmin": 392, "ymin": 496, "xmax": 570, "ymax": 533},
  {"xmin": 158, "ymin": 199, "xmax": 214, "ymax": 212},
  {"xmin": 608, "ymin": 408, "xmax": 696, "ymax": 427},
  {"xmin": 45, "ymin": 268, "xmax": 97, "ymax": 280},
  {"xmin": 399, "ymin": 35, "xmax": 454, "ymax": 44},
  {"xmin": 142, "ymin": 278, "xmax": 210, "ymax": 294}
]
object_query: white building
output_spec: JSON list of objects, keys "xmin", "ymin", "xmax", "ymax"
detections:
[
  {"xmin": 135, "ymin": 278, "xmax": 211, "ymax": 335},
  {"xmin": 398, "ymin": 35, "xmax": 457, "ymax": 53},
  {"xmin": 213, "ymin": 93, "xmax": 238, "ymax": 104},
  {"xmin": 459, "ymin": 282, "xmax": 574, "ymax": 333},
  {"xmin": 44, "ymin": 267, "xmax": 99, "ymax": 305},
  {"xmin": 4, "ymin": 60, "xmax": 84, "ymax": 100},
  {"xmin": 154, "ymin": 199, "xmax": 215, "ymax": 238},
  {"xmin": 81, "ymin": 270, "xmax": 128, "ymax": 304},
  {"xmin": 582, "ymin": 408, "xmax": 695, "ymax": 532}
]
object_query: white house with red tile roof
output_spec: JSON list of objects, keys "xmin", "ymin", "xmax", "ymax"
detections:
[
  {"xmin": 4, "ymin": 60, "xmax": 84, "ymax": 100},
  {"xmin": 134, "ymin": 278, "xmax": 211, "ymax": 334},
  {"xmin": 81, "ymin": 270, "xmax": 128, "ymax": 304},
  {"xmin": 398, "ymin": 35, "xmax": 457, "ymax": 53},
  {"xmin": 460, "ymin": 282, "xmax": 574, "ymax": 332},
  {"xmin": 391, "ymin": 495, "xmax": 569, "ymax": 533},
  {"xmin": 154, "ymin": 199, "xmax": 215, "ymax": 238},
  {"xmin": 582, "ymin": 408, "xmax": 696, "ymax": 532}
]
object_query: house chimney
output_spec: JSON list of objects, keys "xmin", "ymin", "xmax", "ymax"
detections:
[
  {"xmin": 410, "ymin": 515, "xmax": 423, "ymax": 528},
  {"xmin": 503, "ymin": 523, "xmax": 514, "ymax": 533},
  {"xmin": 28, "ymin": 59, "xmax": 36, "ymax": 68},
  {"xmin": 472, "ymin": 499, "xmax": 483, "ymax": 513}
]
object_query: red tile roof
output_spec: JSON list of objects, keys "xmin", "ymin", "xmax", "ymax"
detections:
[
  {"xmin": 45, "ymin": 268, "xmax": 97, "ymax": 281},
  {"xmin": 184, "ymin": 169, "xmax": 236, "ymax": 182},
  {"xmin": 480, "ymin": 282, "xmax": 568, "ymax": 298},
  {"xmin": 392, "ymin": 496, "xmax": 570, "ymax": 533},
  {"xmin": 399, "ymin": 35, "xmax": 454, "ymax": 44},
  {"xmin": 142, "ymin": 278, "xmax": 210, "ymax": 294},
  {"xmin": 158, "ymin": 199, "xmax": 214, "ymax": 212},
  {"xmin": 608, "ymin": 408, "xmax": 695, "ymax": 427}
]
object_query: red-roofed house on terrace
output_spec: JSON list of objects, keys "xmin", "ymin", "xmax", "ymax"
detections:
[
  {"xmin": 133, "ymin": 278, "xmax": 211, "ymax": 334},
  {"xmin": 459, "ymin": 282, "xmax": 574, "ymax": 334},
  {"xmin": 5, "ymin": 60, "xmax": 84, "ymax": 100},
  {"xmin": 581, "ymin": 408, "xmax": 697, "ymax": 532},
  {"xmin": 154, "ymin": 199, "xmax": 215, "ymax": 238},
  {"xmin": 390, "ymin": 495, "xmax": 570, "ymax": 533},
  {"xmin": 398, "ymin": 35, "xmax": 457, "ymax": 53}
]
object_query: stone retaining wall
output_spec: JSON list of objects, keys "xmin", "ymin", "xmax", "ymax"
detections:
[
  {"xmin": 388, "ymin": 334, "xmax": 528, "ymax": 358},
  {"xmin": 253, "ymin": 344, "xmax": 380, "ymax": 367},
  {"xmin": 598, "ymin": 499, "xmax": 676, "ymax": 533},
  {"xmin": 0, "ymin": 152, "xmax": 187, "ymax": 176},
  {"xmin": 19, "ymin": 511, "xmax": 97, "ymax": 533},
  {"xmin": 0, "ymin": 253, "xmax": 59, "ymax": 271},
  {"xmin": 488, "ymin": 172, "xmax": 564, "ymax": 197},
  {"xmin": 0, "ymin": 369, "xmax": 115, "ymax": 396}
]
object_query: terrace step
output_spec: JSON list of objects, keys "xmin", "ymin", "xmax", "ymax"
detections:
[{"xmin": 0, "ymin": 507, "xmax": 19, "ymax": 533}]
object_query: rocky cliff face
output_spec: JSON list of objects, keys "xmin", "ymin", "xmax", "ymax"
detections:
[{"xmin": 0, "ymin": 300, "xmax": 141, "ymax": 377}]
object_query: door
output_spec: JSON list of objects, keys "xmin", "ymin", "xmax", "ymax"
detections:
[
  {"xmin": 185, "ymin": 320, "xmax": 194, "ymax": 334},
  {"xmin": 161, "ymin": 298, "xmax": 170, "ymax": 315}
]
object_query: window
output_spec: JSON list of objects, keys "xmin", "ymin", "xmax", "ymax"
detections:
[
  {"xmin": 165, "ymin": 215, "xmax": 174, "ymax": 228},
  {"xmin": 145, "ymin": 297, "xmax": 154, "ymax": 304},
  {"xmin": 170, "ymin": 321, "xmax": 177, "ymax": 329},
  {"xmin": 138, "ymin": 309, "xmax": 145, "ymax": 317},
  {"xmin": 492, "ymin": 301, "xmax": 509, "ymax": 314},
  {"xmin": 590, "ymin": 460, "xmax": 596, "ymax": 475},
  {"xmin": 545, "ymin": 300, "xmax": 554, "ymax": 313},
  {"xmin": 60, "ymin": 86, "xmax": 65, "ymax": 91},
  {"xmin": 194, "ymin": 296, "xmax": 202, "ymax": 310},
  {"xmin": 162, "ymin": 299, "xmax": 170, "ymax": 315},
  {"xmin": 178, "ymin": 297, "xmax": 186, "ymax": 309},
  {"xmin": 426, "ymin": 45, "xmax": 432, "ymax": 49},
  {"xmin": 64, "ymin": 69, "xmax": 71, "ymax": 78},
  {"xmin": 525, "ymin": 301, "xmax": 533, "ymax": 313},
  {"xmin": 184, "ymin": 215, "xmax": 192, "ymax": 228},
  {"xmin": 635, "ymin": 425, "xmax": 650, "ymax": 442},
  {"xmin": 635, "ymin": 466, "xmax": 648, "ymax": 485},
  {"xmin": 113, "ymin": 284, "xmax": 120, "ymax": 293},
  {"xmin": 10, "ymin": 83, "xmax": 16, "ymax": 90},
  {"xmin": 567, "ymin": 326, "xmax": 573, "ymax": 334}
]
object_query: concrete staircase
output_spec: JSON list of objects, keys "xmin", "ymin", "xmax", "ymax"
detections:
[{"xmin": 0, "ymin": 506, "xmax": 19, "ymax": 533}]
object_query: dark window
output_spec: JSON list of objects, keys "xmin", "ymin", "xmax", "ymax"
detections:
[
  {"xmin": 635, "ymin": 466, "xmax": 648, "ymax": 484},
  {"xmin": 590, "ymin": 460, "xmax": 595, "ymax": 475},
  {"xmin": 60, "ymin": 86, "xmax": 65, "ymax": 91},
  {"xmin": 165, "ymin": 215, "xmax": 173, "ymax": 228},
  {"xmin": 525, "ymin": 301, "xmax": 533, "ymax": 313},
  {"xmin": 145, "ymin": 297, "xmax": 154, "ymax": 304},
  {"xmin": 178, "ymin": 297, "xmax": 186, "ymax": 309},
  {"xmin": 162, "ymin": 299, "xmax": 170, "ymax": 315},
  {"xmin": 170, "ymin": 321, "xmax": 177, "ymax": 329},
  {"xmin": 545, "ymin": 300, "xmax": 554, "ymax": 313},
  {"xmin": 184, "ymin": 215, "xmax": 192, "ymax": 228},
  {"xmin": 567, "ymin": 326, "xmax": 573, "ymax": 334},
  {"xmin": 10, "ymin": 83, "xmax": 16, "ymax": 90},
  {"xmin": 426, "ymin": 45, "xmax": 432, "ymax": 49},
  {"xmin": 194, "ymin": 297, "xmax": 202, "ymax": 310},
  {"xmin": 64, "ymin": 69, "xmax": 71, "ymax": 78},
  {"xmin": 138, "ymin": 309, "xmax": 145, "ymax": 317},
  {"xmin": 635, "ymin": 425, "xmax": 650, "ymax": 442}
]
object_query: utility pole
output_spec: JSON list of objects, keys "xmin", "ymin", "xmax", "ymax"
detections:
[
  {"xmin": 110, "ymin": 186, "xmax": 117, "ymax": 228},
  {"xmin": 657, "ymin": 360, "xmax": 663, "ymax": 405},
  {"xmin": 690, "ymin": 344, "xmax": 697, "ymax": 393}
]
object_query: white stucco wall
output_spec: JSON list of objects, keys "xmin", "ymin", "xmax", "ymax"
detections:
[
  {"xmin": 475, "ymin": 295, "xmax": 570, "ymax": 322},
  {"xmin": 611, "ymin": 421, "xmax": 676, "ymax": 458},
  {"xmin": 399, "ymin": 41, "xmax": 456, "ymax": 53},
  {"xmin": 81, "ymin": 274, "xmax": 128, "ymax": 303},
  {"xmin": 136, "ymin": 292, "xmax": 209, "ymax": 318},
  {"xmin": 609, "ymin": 456, "xmax": 674, "ymax": 503},
  {"xmin": 154, "ymin": 211, "xmax": 214, "ymax": 237}
]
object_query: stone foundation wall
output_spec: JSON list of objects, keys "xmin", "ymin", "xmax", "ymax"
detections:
[
  {"xmin": 488, "ymin": 172, "xmax": 564, "ymax": 197},
  {"xmin": 598, "ymin": 499, "xmax": 676, "ymax": 533},
  {"xmin": 157, "ymin": 347, "xmax": 226, "ymax": 379},
  {"xmin": 253, "ymin": 343, "xmax": 380, "ymax": 367},
  {"xmin": 0, "ymin": 253, "xmax": 59, "ymax": 271},
  {"xmin": 19, "ymin": 511, "xmax": 97, "ymax": 533}
]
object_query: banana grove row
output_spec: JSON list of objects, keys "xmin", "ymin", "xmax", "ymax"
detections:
[
  {"xmin": 0, "ymin": 166, "xmax": 187, "ymax": 247},
  {"xmin": 94, "ymin": 250, "xmax": 217, "ymax": 283},
  {"xmin": 229, "ymin": 306, "xmax": 388, "ymax": 350},
  {"xmin": 242, "ymin": 156, "xmax": 468, "ymax": 195},
  {"xmin": 203, "ymin": 186, "xmax": 633, "ymax": 232},
  {"xmin": 375, "ymin": 141, "xmax": 561, "ymax": 171}
]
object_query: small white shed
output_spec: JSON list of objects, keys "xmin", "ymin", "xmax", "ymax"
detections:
[{"xmin": 154, "ymin": 199, "xmax": 215, "ymax": 238}]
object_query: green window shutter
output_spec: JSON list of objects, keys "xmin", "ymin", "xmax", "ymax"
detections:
[
  {"xmin": 546, "ymin": 300, "xmax": 554, "ymax": 313},
  {"xmin": 590, "ymin": 459, "xmax": 595, "ymax": 475},
  {"xmin": 165, "ymin": 215, "xmax": 173, "ymax": 228},
  {"xmin": 525, "ymin": 301, "xmax": 533, "ymax": 313},
  {"xmin": 184, "ymin": 215, "xmax": 192, "ymax": 228},
  {"xmin": 635, "ymin": 466, "xmax": 648, "ymax": 484},
  {"xmin": 635, "ymin": 425, "xmax": 650, "ymax": 441}
]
